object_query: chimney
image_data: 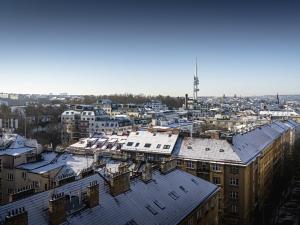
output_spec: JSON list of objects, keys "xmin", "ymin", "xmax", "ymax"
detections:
[
  {"xmin": 5, "ymin": 207, "xmax": 28, "ymax": 225},
  {"xmin": 80, "ymin": 167, "xmax": 94, "ymax": 179},
  {"xmin": 142, "ymin": 163, "xmax": 152, "ymax": 183},
  {"xmin": 86, "ymin": 181, "xmax": 99, "ymax": 208},
  {"xmin": 110, "ymin": 171, "xmax": 130, "ymax": 197},
  {"xmin": 48, "ymin": 193, "xmax": 66, "ymax": 225},
  {"xmin": 9, "ymin": 185, "xmax": 35, "ymax": 202},
  {"xmin": 160, "ymin": 159, "xmax": 177, "ymax": 174},
  {"xmin": 185, "ymin": 94, "xmax": 188, "ymax": 109},
  {"xmin": 210, "ymin": 131, "xmax": 220, "ymax": 140}
]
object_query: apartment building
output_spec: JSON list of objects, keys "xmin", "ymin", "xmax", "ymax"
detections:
[
  {"xmin": 92, "ymin": 116, "xmax": 132, "ymax": 135},
  {"xmin": 175, "ymin": 120, "xmax": 298, "ymax": 225},
  {"xmin": 120, "ymin": 120, "xmax": 299, "ymax": 225},
  {"xmin": 121, "ymin": 129, "xmax": 179, "ymax": 162},
  {"xmin": 0, "ymin": 134, "xmax": 42, "ymax": 205},
  {"xmin": 0, "ymin": 167, "xmax": 219, "ymax": 225},
  {"xmin": 0, "ymin": 132, "xmax": 100, "ymax": 206},
  {"xmin": 61, "ymin": 110, "xmax": 81, "ymax": 144}
]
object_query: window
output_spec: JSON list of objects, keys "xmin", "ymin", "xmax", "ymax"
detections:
[
  {"xmin": 22, "ymin": 172, "xmax": 27, "ymax": 180},
  {"xmin": 231, "ymin": 204, "xmax": 238, "ymax": 213},
  {"xmin": 199, "ymin": 162, "xmax": 208, "ymax": 171},
  {"xmin": 177, "ymin": 160, "xmax": 183, "ymax": 166},
  {"xmin": 230, "ymin": 191, "xmax": 239, "ymax": 199},
  {"xmin": 7, "ymin": 173, "xmax": 14, "ymax": 181},
  {"xmin": 125, "ymin": 219, "xmax": 138, "ymax": 225},
  {"xmin": 187, "ymin": 161, "xmax": 194, "ymax": 169},
  {"xmin": 156, "ymin": 144, "xmax": 161, "ymax": 148},
  {"xmin": 153, "ymin": 200, "xmax": 165, "ymax": 210},
  {"xmin": 179, "ymin": 185, "xmax": 188, "ymax": 193},
  {"xmin": 163, "ymin": 145, "xmax": 170, "ymax": 149},
  {"xmin": 213, "ymin": 177, "xmax": 221, "ymax": 185},
  {"xmin": 191, "ymin": 178, "xmax": 199, "ymax": 185},
  {"xmin": 230, "ymin": 166, "xmax": 239, "ymax": 174},
  {"xmin": 126, "ymin": 142, "xmax": 134, "ymax": 146},
  {"xmin": 147, "ymin": 155, "xmax": 154, "ymax": 161},
  {"xmin": 196, "ymin": 209, "xmax": 202, "ymax": 221},
  {"xmin": 145, "ymin": 204, "xmax": 158, "ymax": 215},
  {"xmin": 8, "ymin": 188, "xmax": 13, "ymax": 194},
  {"xmin": 230, "ymin": 178, "xmax": 239, "ymax": 186},
  {"xmin": 0, "ymin": 159, "xmax": 2, "ymax": 172},
  {"xmin": 211, "ymin": 164, "xmax": 221, "ymax": 172},
  {"xmin": 144, "ymin": 143, "xmax": 151, "ymax": 148},
  {"xmin": 169, "ymin": 191, "xmax": 180, "ymax": 200}
]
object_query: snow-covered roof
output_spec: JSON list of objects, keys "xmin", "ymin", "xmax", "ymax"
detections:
[
  {"xmin": 122, "ymin": 131, "xmax": 179, "ymax": 155},
  {"xmin": 174, "ymin": 137, "xmax": 243, "ymax": 164},
  {"xmin": 17, "ymin": 152, "xmax": 93, "ymax": 176},
  {"xmin": 62, "ymin": 110, "xmax": 80, "ymax": 116},
  {"xmin": 0, "ymin": 169, "xmax": 219, "ymax": 225},
  {"xmin": 259, "ymin": 110, "xmax": 299, "ymax": 117},
  {"xmin": 232, "ymin": 121, "xmax": 293, "ymax": 164},
  {"xmin": 0, "ymin": 134, "xmax": 37, "ymax": 156},
  {"xmin": 175, "ymin": 120, "xmax": 298, "ymax": 166}
]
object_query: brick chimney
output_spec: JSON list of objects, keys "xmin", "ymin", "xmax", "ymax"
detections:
[
  {"xmin": 9, "ymin": 185, "xmax": 35, "ymax": 202},
  {"xmin": 86, "ymin": 181, "xmax": 99, "ymax": 208},
  {"xmin": 160, "ymin": 159, "xmax": 177, "ymax": 174},
  {"xmin": 5, "ymin": 207, "xmax": 28, "ymax": 225},
  {"xmin": 110, "ymin": 171, "xmax": 130, "ymax": 197},
  {"xmin": 48, "ymin": 193, "xmax": 66, "ymax": 225},
  {"xmin": 142, "ymin": 163, "xmax": 152, "ymax": 183},
  {"xmin": 80, "ymin": 167, "xmax": 94, "ymax": 179},
  {"xmin": 210, "ymin": 131, "xmax": 220, "ymax": 140}
]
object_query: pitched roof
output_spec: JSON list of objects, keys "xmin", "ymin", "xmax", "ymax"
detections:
[
  {"xmin": 122, "ymin": 131, "xmax": 179, "ymax": 155},
  {"xmin": 0, "ymin": 169, "xmax": 219, "ymax": 225}
]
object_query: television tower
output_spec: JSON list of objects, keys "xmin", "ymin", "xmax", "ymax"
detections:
[{"xmin": 193, "ymin": 58, "xmax": 199, "ymax": 101}]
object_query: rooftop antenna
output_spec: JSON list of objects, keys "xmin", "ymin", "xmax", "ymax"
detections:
[{"xmin": 193, "ymin": 58, "xmax": 199, "ymax": 102}]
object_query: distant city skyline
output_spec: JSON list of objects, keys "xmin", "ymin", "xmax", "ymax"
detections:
[{"xmin": 0, "ymin": 0, "xmax": 299, "ymax": 97}]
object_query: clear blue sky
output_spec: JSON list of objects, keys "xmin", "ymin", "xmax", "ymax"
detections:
[{"xmin": 0, "ymin": 0, "xmax": 299, "ymax": 97}]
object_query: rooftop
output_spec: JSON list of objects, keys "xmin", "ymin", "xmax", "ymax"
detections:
[
  {"xmin": 122, "ymin": 130, "xmax": 179, "ymax": 155},
  {"xmin": 174, "ymin": 137, "xmax": 243, "ymax": 165},
  {"xmin": 0, "ymin": 169, "xmax": 219, "ymax": 225}
]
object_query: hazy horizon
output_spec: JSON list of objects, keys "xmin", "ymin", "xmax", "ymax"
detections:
[{"xmin": 0, "ymin": 0, "xmax": 299, "ymax": 96}]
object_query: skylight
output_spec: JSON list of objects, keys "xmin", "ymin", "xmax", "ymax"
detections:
[
  {"xmin": 168, "ymin": 191, "xmax": 180, "ymax": 200},
  {"xmin": 179, "ymin": 185, "xmax": 188, "ymax": 193},
  {"xmin": 145, "ymin": 204, "xmax": 158, "ymax": 215},
  {"xmin": 163, "ymin": 145, "xmax": 170, "ymax": 149},
  {"xmin": 191, "ymin": 178, "xmax": 199, "ymax": 185},
  {"xmin": 127, "ymin": 142, "xmax": 134, "ymax": 146},
  {"xmin": 153, "ymin": 200, "xmax": 165, "ymax": 210},
  {"xmin": 144, "ymin": 143, "xmax": 151, "ymax": 148}
]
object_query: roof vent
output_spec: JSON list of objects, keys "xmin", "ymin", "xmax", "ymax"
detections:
[
  {"xmin": 219, "ymin": 149, "xmax": 224, "ymax": 152},
  {"xmin": 187, "ymin": 145, "xmax": 192, "ymax": 150},
  {"xmin": 205, "ymin": 147, "xmax": 210, "ymax": 151},
  {"xmin": 135, "ymin": 132, "xmax": 139, "ymax": 135}
]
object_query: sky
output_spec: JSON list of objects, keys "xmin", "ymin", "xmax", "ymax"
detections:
[{"xmin": 0, "ymin": 0, "xmax": 299, "ymax": 97}]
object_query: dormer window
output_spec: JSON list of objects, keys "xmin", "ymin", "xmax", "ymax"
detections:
[
  {"xmin": 144, "ymin": 143, "xmax": 151, "ymax": 148},
  {"xmin": 126, "ymin": 142, "xmax": 134, "ymax": 146}
]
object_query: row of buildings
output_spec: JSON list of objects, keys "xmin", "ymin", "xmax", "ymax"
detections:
[
  {"xmin": 71, "ymin": 119, "xmax": 299, "ymax": 225},
  {"xmin": 0, "ymin": 133, "xmax": 220, "ymax": 225}
]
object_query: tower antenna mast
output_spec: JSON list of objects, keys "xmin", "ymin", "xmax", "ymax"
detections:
[{"xmin": 193, "ymin": 58, "xmax": 199, "ymax": 101}]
